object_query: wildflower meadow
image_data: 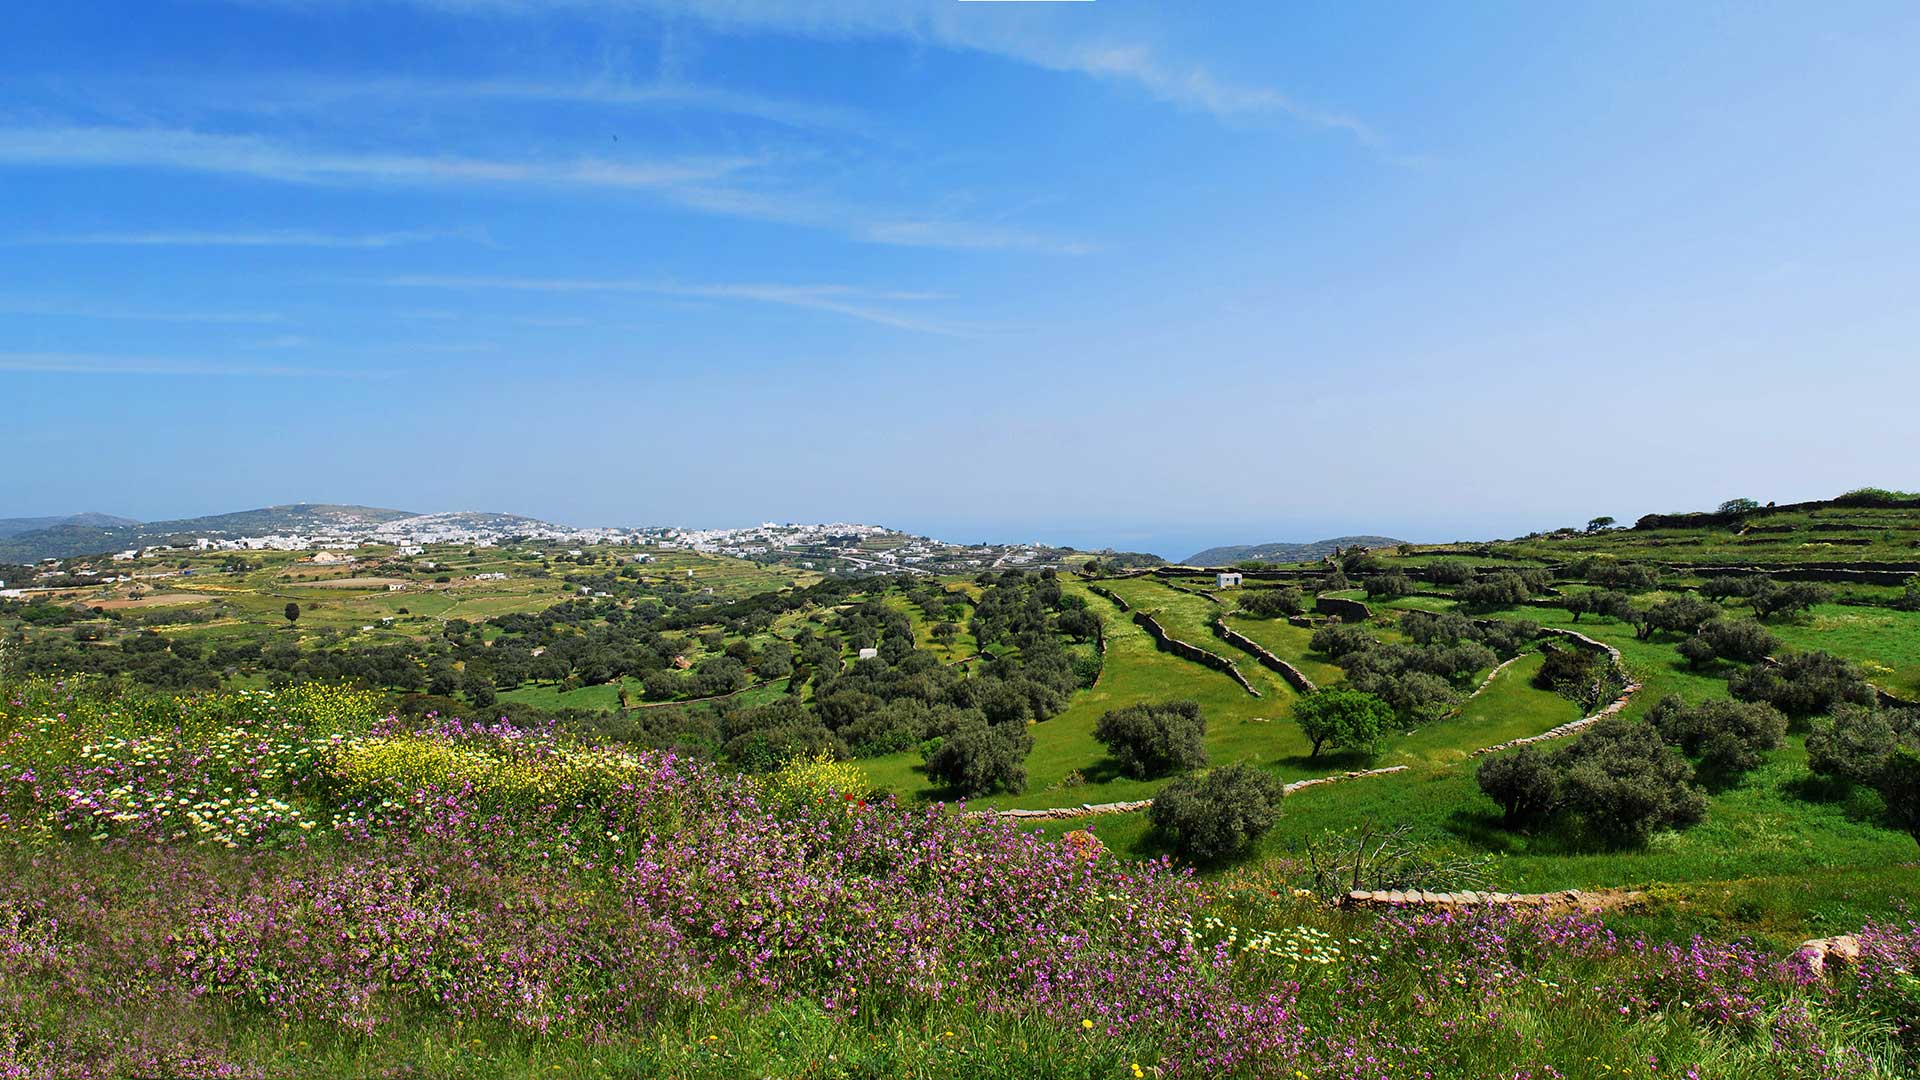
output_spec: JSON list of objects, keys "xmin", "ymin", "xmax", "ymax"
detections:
[{"xmin": 1, "ymin": 675, "xmax": 1915, "ymax": 1078}]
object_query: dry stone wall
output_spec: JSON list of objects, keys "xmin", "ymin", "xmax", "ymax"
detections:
[
  {"xmin": 1314, "ymin": 595, "xmax": 1373, "ymax": 622},
  {"xmin": 1211, "ymin": 617, "xmax": 1318, "ymax": 693},
  {"xmin": 978, "ymin": 766, "xmax": 1410, "ymax": 821},
  {"xmin": 1469, "ymin": 628, "xmax": 1640, "ymax": 757},
  {"xmin": 1131, "ymin": 611, "xmax": 1262, "ymax": 697}
]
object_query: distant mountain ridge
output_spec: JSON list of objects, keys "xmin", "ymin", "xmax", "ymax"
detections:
[
  {"xmin": 0, "ymin": 513, "xmax": 141, "ymax": 540},
  {"xmin": 0, "ymin": 504, "xmax": 421, "ymax": 562},
  {"xmin": 1184, "ymin": 535, "xmax": 1407, "ymax": 566}
]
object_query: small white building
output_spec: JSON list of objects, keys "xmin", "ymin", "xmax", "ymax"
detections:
[
  {"xmin": 386, "ymin": 583, "xmax": 407, "ymax": 592},
  {"xmin": 857, "ymin": 647, "xmax": 879, "ymax": 661},
  {"xmin": 1216, "ymin": 572, "xmax": 1243, "ymax": 588}
]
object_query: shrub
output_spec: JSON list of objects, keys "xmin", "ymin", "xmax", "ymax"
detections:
[
  {"xmin": 1094, "ymin": 700, "xmax": 1208, "ymax": 779},
  {"xmin": 1749, "ymin": 581, "xmax": 1829, "ymax": 621},
  {"xmin": 1880, "ymin": 748, "xmax": 1920, "ymax": 849},
  {"xmin": 1648, "ymin": 695, "xmax": 1787, "ymax": 785},
  {"xmin": 1554, "ymin": 718, "xmax": 1708, "ymax": 841},
  {"xmin": 1363, "ymin": 572, "xmax": 1412, "ymax": 600},
  {"xmin": 1310, "ymin": 623, "xmax": 1374, "ymax": 659},
  {"xmin": 1147, "ymin": 763, "xmax": 1285, "ymax": 864},
  {"xmin": 1700, "ymin": 576, "xmax": 1758, "ymax": 601},
  {"xmin": 1237, "ymin": 587, "xmax": 1304, "ymax": 618},
  {"xmin": 1564, "ymin": 589, "xmax": 1635, "ymax": 623},
  {"xmin": 1633, "ymin": 596, "xmax": 1721, "ymax": 640},
  {"xmin": 1806, "ymin": 704, "xmax": 1920, "ymax": 788},
  {"xmin": 1426, "ymin": 560, "xmax": 1474, "ymax": 586},
  {"xmin": 1729, "ymin": 650, "xmax": 1875, "ymax": 719},
  {"xmin": 1580, "ymin": 561, "xmax": 1662, "ymax": 592},
  {"xmin": 922, "ymin": 720, "xmax": 1030, "ymax": 797},
  {"xmin": 1291, "ymin": 688, "xmax": 1392, "ymax": 758},
  {"xmin": 1459, "ymin": 573, "xmax": 1531, "ymax": 611},
  {"xmin": 1677, "ymin": 618, "xmax": 1777, "ymax": 668},
  {"xmin": 1476, "ymin": 746, "xmax": 1562, "ymax": 828},
  {"xmin": 1533, "ymin": 645, "xmax": 1598, "ymax": 695}
]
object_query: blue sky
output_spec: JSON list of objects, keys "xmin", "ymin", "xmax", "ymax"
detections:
[{"xmin": 3, "ymin": 1, "xmax": 1918, "ymax": 559}]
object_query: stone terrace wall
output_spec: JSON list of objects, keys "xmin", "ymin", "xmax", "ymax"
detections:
[
  {"xmin": 1211, "ymin": 617, "xmax": 1318, "ymax": 693},
  {"xmin": 1132, "ymin": 610, "xmax": 1262, "ymax": 697},
  {"xmin": 1314, "ymin": 595, "xmax": 1372, "ymax": 622},
  {"xmin": 1087, "ymin": 585, "xmax": 1130, "ymax": 612},
  {"xmin": 1469, "ymin": 628, "xmax": 1640, "ymax": 757},
  {"xmin": 980, "ymin": 766, "xmax": 1410, "ymax": 821}
]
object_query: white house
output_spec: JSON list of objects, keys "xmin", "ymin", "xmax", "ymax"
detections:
[
  {"xmin": 386, "ymin": 583, "xmax": 407, "ymax": 592},
  {"xmin": 1216, "ymin": 572, "xmax": 1243, "ymax": 588},
  {"xmin": 857, "ymin": 647, "xmax": 879, "ymax": 661}
]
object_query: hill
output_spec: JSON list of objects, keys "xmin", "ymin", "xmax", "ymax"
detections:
[
  {"xmin": 1185, "ymin": 534, "xmax": 1406, "ymax": 566},
  {"xmin": 0, "ymin": 503, "xmax": 418, "ymax": 561},
  {"xmin": 0, "ymin": 512, "xmax": 140, "ymax": 539}
]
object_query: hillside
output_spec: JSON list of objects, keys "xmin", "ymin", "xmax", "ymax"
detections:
[
  {"xmin": 0, "ymin": 512, "xmax": 139, "ymax": 539},
  {"xmin": 0, "ymin": 503, "xmax": 424, "ymax": 561},
  {"xmin": 1185, "ymin": 534, "xmax": 1406, "ymax": 566}
]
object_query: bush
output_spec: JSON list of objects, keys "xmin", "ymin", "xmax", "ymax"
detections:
[
  {"xmin": 1563, "ymin": 589, "xmax": 1635, "ymax": 623},
  {"xmin": 1881, "ymin": 748, "xmax": 1920, "ymax": 849},
  {"xmin": 1700, "ymin": 576, "xmax": 1758, "ymax": 601},
  {"xmin": 1677, "ymin": 618, "xmax": 1777, "ymax": 668},
  {"xmin": 1633, "ymin": 596, "xmax": 1721, "ymax": 640},
  {"xmin": 1237, "ymin": 587, "xmax": 1304, "ymax": 618},
  {"xmin": 1426, "ymin": 560, "xmax": 1475, "ymax": 586},
  {"xmin": 1093, "ymin": 700, "xmax": 1208, "ymax": 779},
  {"xmin": 1476, "ymin": 746, "xmax": 1561, "ymax": 828},
  {"xmin": 1363, "ymin": 572, "xmax": 1413, "ymax": 600},
  {"xmin": 1648, "ymin": 695, "xmax": 1787, "ymax": 785},
  {"xmin": 1729, "ymin": 650, "xmax": 1875, "ymax": 718},
  {"xmin": 1533, "ymin": 645, "xmax": 1598, "ymax": 695},
  {"xmin": 1459, "ymin": 573, "xmax": 1531, "ymax": 611},
  {"xmin": 922, "ymin": 720, "xmax": 1030, "ymax": 797},
  {"xmin": 1555, "ymin": 718, "xmax": 1708, "ymax": 841},
  {"xmin": 1147, "ymin": 763, "xmax": 1285, "ymax": 864},
  {"xmin": 760, "ymin": 751, "xmax": 871, "ymax": 812},
  {"xmin": 1749, "ymin": 581, "xmax": 1829, "ymax": 621},
  {"xmin": 1806, "ymin": 704, "xmax": 1920, "ymax": 788},
  {"xmin": 1290, "ymin": 688, "xmax": 1392, "ymax": 758},
  {"xmin": 1309, "ymin": 623, "xmax": 1374, "ymax": 659},
  {"xmin": 1579, "ymin": 561, "xmax": 1661, "ymax": 592}
]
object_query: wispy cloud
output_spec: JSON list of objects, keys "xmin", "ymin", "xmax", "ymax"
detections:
[
  {"xmin": 379, "ymin": 0, "xmax": 1382, "ymax": 143},
  {"xmin": 0, "ymin": 126, "xmax": 752, "ymax": 189},
  {"xmin": 0, "ymin": 352, "xmax": 372, "ymax": 378},
  {"xmin": 383, "ymin": 274, "xmax": 970, "ymax": 335},
  {"xmin": 19, "ymin": 226, "xmax": 491, "ymax": 249},
  {"xmin": 0, "ymin": 299, "xmax": 284, "ymax": 324},
  {"xmin": 239, "ymin": 74, "xmax": 875, "ymax": 137}
]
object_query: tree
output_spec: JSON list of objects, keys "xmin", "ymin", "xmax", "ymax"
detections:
[
  {"xmin": 1586, "ymin": 516, "xmax": 1616, "ymax": 533},
  {"xmin": 1477, "ymin": 746, "xmax": 1562, "ymax": 828},
  {"xmin": 1648, "ymin": 695, "xmax": 1787, "ymax": 785},
  {"xmin": 1555, "ymin": 718, "xmax": 1708, "ymax": 842},
  {"xmin": 1094, "ymin": 700, "xmax": 1207, "ymax": 779},
  {"xmin": 1718, "ymin": 498, "xmax": 1761, "ymax": 515},
  {"xmin": 1749, "ymin": 581, "xmax": 1829, "ymax": 621},
  {"xmin": 1878, "ymin": 748, "xmax": 1920, "ymax": 849},
  {"xmin": 1363, "ymin": 572, "xmax": 1413, "ymax": 600},
  {"xmin": 283, "ymin": 602, "xmax": 300, "ymax": 625},
  {"xmin": 1291, "ymin": 688, "xmax": 1392, "ymax": 758},
  {"xmin": 1676, "ymin": 618, "xmax": 1776, "ymax": 668},
  {"xmin": 1309, "ymin": 623, "xmax": 1374, "ymax": 659},
  {"xmin": 922, "ymin": 720, "xmax": 1030, "ymax": 797},
  {"xmin": 1458, "ymin": 572, "xmax": 1531, "ymax": 611},
  {"xmin": 1426, "ymin": 560, "xmax": 1475, "ymax": 586},
  {"xmin": 1729, "ymin": 650, "xmax": 1875, "ymax": 718},
  {"xmin": 1564, "ymin": 589, "xmax": 1635, "ymax": 623},
  {"xmin": 1238, "ymin": 587, "xmax": 1304, "ymax": 618},
  {"xmin": 1632, "ymin": 596, "xmax": 1720, "ymax": 640},
  {"xmin": 931, "ymin": 621, "xmax": 960, "ymax": 646},
  {"xmin": 1807, "ymin": 704, "xmax": 1920, "ymax": 787},
  {"xmin": 1147, "ymin": 763, "xmax": 1285, "ymax": 864}
]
